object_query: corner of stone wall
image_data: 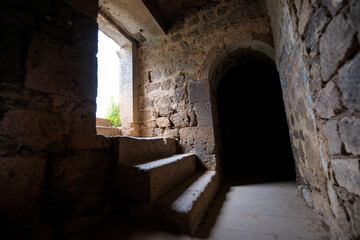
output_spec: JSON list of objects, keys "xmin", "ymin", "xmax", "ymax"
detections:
[
  {"xmin": 0, "ymin": 0, "xmax": 115, "ymax": 238},
  {"xmin": 266, "ymin": 0, "xmax": 360, "ymax": 238}
]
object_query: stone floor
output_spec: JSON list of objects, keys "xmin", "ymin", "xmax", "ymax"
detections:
[{"xmin": 68, "ymin": 176, "xmax": 329, "ymax": 240}]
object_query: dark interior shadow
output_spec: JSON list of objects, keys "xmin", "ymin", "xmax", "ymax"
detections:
[
  {"xmin": 217, "ymin": 61, "xmax": 296, "ymax": 184},
  {"xmin": 193, "ymin": 60, "xmax": 296, "ymax": 239}
]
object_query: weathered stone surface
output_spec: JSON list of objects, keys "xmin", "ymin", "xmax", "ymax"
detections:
[
  {"xmin": 170, "ymin": 112, "xmax": 189, "ymax": 128},
  {"xmin": 314, "ymin": 81, "xmax": 341, "ymax": 118},
  {"xmin": 153, "ymin": 171, "xmax": 218, "ymax": 234},
  {"xmin": 339, "ymin": 116, "xmax": 360, "ymax": 155},
  {"xmin": 163, "ymin": 129, "xmax": 179, "ymax": 138},
  {"xmin": 325, "ymin": 120, "xmax": 342, "ymax": 155},
  {"xmin": 70, "ymin": 101, "xmax": 100, "ymax": 150},
  {"xmin": 179, "ymin": 127, "xmax": 215, "ymax": 160},
  {"xmin": 338, "ymin": 53, "xmax": 360, "ymax": 112},
  {"xmin": 321, "ymin": 0, "xmax": 344, "ymax": 16},
  {"xmin": 320, "ymin": 12, "xmax": 356, "ymax": 81},
  {"xmin": 155, "ymin": 96, "xmax": 173, "ymax": 116},
  {"xmin": 161, "ymin": 79, "xmax": 176, "ymax": 91},
  {"xmin": 96, "ymin": 126, "xmax": 121, "ymax": 136},
  {"xmin": 114, "ymin": 136, "xmax": 177, "ymax": 165},
  {"xmin": 25, "ymin": 32, "xmax": 97, "ymax": 99},
  {"xmin": 117, "ymin": 153, "xmax": 196, "ymax": 202},
  {"xmin": 195, "ymin": 101, "xmax": 213, "ymax": 126},
  {"xmin": 332, "ymin": 158, "xmax": 360, "ymax": 196},
  {"xmin": 96, "ymin": 118, "xmax": 112, "ymax": 127},
  {"xmin": 53, "ymin": 150, "xmax": 110, "ymax": 204},
  {"xmin": 188, "ymin": 110, "xmax": 197, "ymax": 127},
  {"xmin": 298, "ymin": 0, "xmax": 313, "ymax": 36},
  {"xmin": 0, "ymin": 109, "xmax": 65, "ymax": 153},
  {"xmin": 188, "ymin": 80, "xmax": 211, "ymax": 103},
  {"xmin": 217, "ymin": 6, "xmax": 230, "ymax": 16},
  {"xmin": 0, "ymin": 156, "xmax": 47, "ymax": 207},
  {"xmin": 145, "ymin": 82, "xmax": 161, "ymax": 93},
  {"xmin": 174, "ymin": 87, "xmax": 186, "ymax": 103},
  {"xmin": 156, "ymin": 117, "xmax": 171, "ymax": 128},
  {"xmin": 140, "ymin": 109, "xmax": 156, "ymax": 121},
  {"xmin": 349, "ymin": 0, "xmax": 360, "ymax": 32},
  {"xmin": 305, "ymin": 7, "xmax": 329, "ymax": 49}
]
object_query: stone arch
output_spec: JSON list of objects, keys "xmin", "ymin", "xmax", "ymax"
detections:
[
  {"xmin": 209, "ymin": 40, "xmax": 275, "ymax": 92},
  {"xmin": 207, "ymin": 41, "xmax": 282, "ymax": 173}
]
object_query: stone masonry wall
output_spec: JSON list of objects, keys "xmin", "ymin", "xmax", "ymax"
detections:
[
  {"xmin": 266, "ymin": 0, "xmax": 359, "ymax": 238},
  {"xmin": 0, "ymin": 0, "xmax": 113, "ymax": 238},
  {"xmin": 138, "ymin": 0, "xmax": 273, "ymax": 170}
]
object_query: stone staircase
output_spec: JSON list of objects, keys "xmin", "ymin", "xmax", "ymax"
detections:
[
  {"xmin": 96, "ymin": 118, "xmax": 121, "ymax": 136},
  {"xmin": 113, "ymin": 136, "xmax": 219, "ymax": 234}
]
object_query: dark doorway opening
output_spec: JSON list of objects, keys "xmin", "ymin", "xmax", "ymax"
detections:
[{"xmin": 217, "ymin": 61, "xmax": 295, "ymax": 182}]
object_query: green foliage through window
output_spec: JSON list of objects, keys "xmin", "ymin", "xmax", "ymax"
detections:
[{"xmin": 105, "ymin": 96, "xmax": 121, "ymax": 127}]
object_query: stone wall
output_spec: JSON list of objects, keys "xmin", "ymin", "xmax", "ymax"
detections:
[
  {"xmin": 266, "ymin": 0, "xmax": 359, "ymax": 238},
  {"xmin": 0, "ymin": 0, "xmax": 113, "ymax": 238},
  {"xmin": 138, "ymin": 0, "xmax": 273, "ymax": 170}
]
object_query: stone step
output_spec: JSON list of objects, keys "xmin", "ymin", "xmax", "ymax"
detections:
[
  {"xmin": 114, "ymin": 136, "xmax": 177, "ymax": 165},
  {"xmin": 153, "ymin": 170, "xmax": 219, "ymax": 234},
  {"xmin": 96, "ymin": 118, "xmax": 112, "ymax": 127},
  {"xmin": 117, "ymin": 153, "xmax": 196, "ymax": 203},
  {"xmin": 96, "ymin": 126, "xmax": 121, "ymax": 136}
]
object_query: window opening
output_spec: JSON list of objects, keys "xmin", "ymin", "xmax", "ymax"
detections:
[{"xmin": 96, "ymin": 30, "xmax": 121, "ymax": 127}]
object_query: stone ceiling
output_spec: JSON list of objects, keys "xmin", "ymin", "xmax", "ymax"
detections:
[{"xmin": 99, "ymin": 0, "xmax": 208, "ymax": 42}]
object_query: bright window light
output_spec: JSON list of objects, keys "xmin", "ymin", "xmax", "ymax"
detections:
[{"xmin": 96, "ymin": 30, "xmax": 120, "ymax": 118}]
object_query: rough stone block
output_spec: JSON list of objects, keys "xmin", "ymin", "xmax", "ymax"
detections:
[
  {"xmin": 314, "ymin": 81, "xmax": 341, "ymax": 118},
  {"xmin": 339, "ymin": 116, "xmax": 360, "ymax": 155},
  {"xmin": 96, "ymin": 126, "xmax": 121, "ymax": 136},
  {"xmin": 325, "ymin": 120, "xmax": 342, "ymax": 155},
  {"xmin": 349, "ymin": 0, "xmax": 360, "ymax": 32},
  {"xmin": 179, "ymin": 127, "xmax": 216, "ymax": 165},
  {"xmin": 25, "ymin": 32, "xmax": 97, "ymax": 99},
  {"xmin": 320, "ymin": 12, "xmax": 356, "ymax": 81},
  {"xmin": 188, "ymin": 110, "xmax": 197, "ymax": 127},
  {"xmin": 195, "ymin": 101, "xmax": 213, "ymax": 126},
  {"xmin": 0, "ymin": 156, "xmax": 47, "ymax": 207},
  {"xmin": 338, "ymin": 52, "xmax": 360, "ymax": 112},
  {"xmin": 321, "ymin": 0, "xmax": 344, "ymax": 16},
  {"xmin": 117, "ymin": 153, "xmax": 196, "ymax": 202},
  {"xmin": 188, "ymin": 80, "xmax": 210, "ymax": 103},
  {"xmin": 54, "ymin": 150, "xmax": 110, "ymax": 198},
  {"xmin": 96, "ymin": 118, "xmax": 112, "ymax": 127},
  {"xmin": 305, "ymin": 7, "xmax": 329, "ymax": 49},
  {"xmin": 0, "ymin": 109, "xmax": 66, "ymax": 152},
  {"xmin": 298, "ymin": 0, "xmax": 313, "ymax": 36},
  {"xmin": 161, "ymin": 79, "xmax": 176, "ymax": 91},
  {"xmin": 140, "ymin": 109, "xmax": 156, "ymax": 121},
  {"xmin": 69, "ymin": 101, "xmax": 100, "ymax": 150},
  {"xmin": 155, "ymin": 96, "xmax": 173, "ymax": 116},
  {"xmin": 332, "ymin": 158, "xmax": 360, "ymax": 196},
  {"xmin": 170, "ymin": 112, "xmax": 189, "ymax": 128},
  {"xmin": 114, "ymin": 136, "xmax": 177, "ymax": 165},
  {"xmin": 156, "ymin": 117, "xmax": 171, "ymax": 128},
  {"xmin": 145, "ymin": 82, "xmax": 161, "ymax": 94},
  {"xmin": 163, "ymin": 129, "xmax": 179, "ymax": 138},
  {"xmin": 174, "ymin": 87, "xmax": 186, "ymax": 103},
  {"xmin": 154, "ymin": 171, "xmax": 218, "ymax": 234}
]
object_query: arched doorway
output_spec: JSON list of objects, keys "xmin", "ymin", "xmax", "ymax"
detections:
[{"xmin": 215, "ymin": 49, "xmax": 295, "ymax": 182}]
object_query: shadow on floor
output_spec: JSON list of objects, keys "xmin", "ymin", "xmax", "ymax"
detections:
[
  {"xmin": 192, "ymin": 170, "xmax": 296, "ymax": 239},
  {"xmin": 67, "ymin": 170, "xmax": 298, "ymax": 240}
]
